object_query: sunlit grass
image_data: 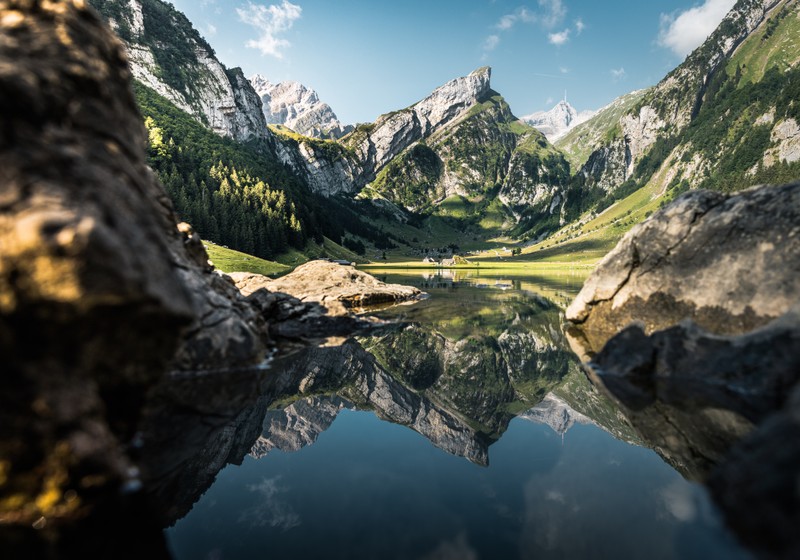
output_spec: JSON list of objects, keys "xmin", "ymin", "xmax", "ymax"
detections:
[{"xmin": 205, "ymin": 241, "xmax": 290, "ymax": 276}]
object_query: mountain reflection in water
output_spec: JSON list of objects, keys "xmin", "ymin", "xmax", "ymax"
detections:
[{"xmin": 141, "ymin": 270, "xmax": 750, "ymax": 559}]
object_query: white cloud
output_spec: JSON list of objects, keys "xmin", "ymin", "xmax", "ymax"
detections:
[
  {"xmin": 483, "ymin": 34, "xmax": 500, "ymax": 51},
  {"xmin": 496, "ymin": 14, "xmax": 517, "ymax": 30},
  {"xmin": 559, "ymin": 66, "xmax": 569, "ymax": 74},
  {"xmin": 493, "ymin": 0, "xmax": 565, "ymax": 32},
  {"xmin": 658, "ymin": 0, "xmax": 735, "ymax": 57},
  {"xmin": 611, "ymin": 67, "xmax": 626, "ymax": 81},
  {"xmin": 239, "ymin": 476, "xmax": 301, "ymax": 530},
  {"xmin": 205, "ymin": 23, "xmax": 217, "ymax": 37},
  {"xmin": 538, "ymin": 0, "xmax": 566, "ymax": 28},
  {"xmin": 545, "ymin": 96, "xmax": 554, "ymax": 105},
  {"xmin": 548, "ymin": 29, "xmax": 570, "ymax": 45},
  {"xmin": 237, "ymin": 0, "xmax": 302, "ymax": 59},
  {"xmin": 660, "ymin": 481, "xmax": 697, "ymax": 522},
  {"xmin": 575, "ymin": 18, "xmax": 585, "ymax": 34}
]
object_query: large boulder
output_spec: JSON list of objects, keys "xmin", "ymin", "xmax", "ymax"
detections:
[
  {"xmin": 231, "ymin": 260, "xmax": 424, "ymax": 313},
  {"xmin": 566, "ymin": 183, "xmax": 800, "ymax": 354},
  {"xmin": 0, "ymin": 0, "xmax": 261, "ymax": 553},
  {"xmin": 568, "ymin": 183, "xmax": 800, "ymax": 556}
]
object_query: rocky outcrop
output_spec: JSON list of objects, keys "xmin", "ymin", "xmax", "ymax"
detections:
[
  {"xmin": 764, "ymin": 117, "xmax": 800, "ymax": 167},
  {"xmin": 0, "ymin": 0, "xmax": 214, "ymax": 553},
  {"xmin": 250, "ymin": 75, "xmax": 352, "ymax": 139},
  {"xmin": 231, "ymin": 261, "xmax": 424, "ymax": 313},
  {"xmin": 270, "ymin": 134, "xmax": 360, "ymax": 197},
  {"xmin": 566, "ymin": 183, "xmax": 800, "ymax": 354},
  {"xmin": 93, "ymin": 0, "xmax": 268, "ymax": 143},
  {"xmin": 567, "ymin": 179, "xmax": 800, "ymax": 555}
]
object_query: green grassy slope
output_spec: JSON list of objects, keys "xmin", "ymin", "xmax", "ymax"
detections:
[{"xmin": 205, "ymin": 242, "xmax": 290, "ymax": 276}]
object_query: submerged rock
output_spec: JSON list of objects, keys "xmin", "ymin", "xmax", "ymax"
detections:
[
  {"xmin": 566, "ymin": 183, "xmax": 800, "ymax": 355},
  {"xmin": 584, "ymin": 309, "xmax": 800, "ymax": 554}
]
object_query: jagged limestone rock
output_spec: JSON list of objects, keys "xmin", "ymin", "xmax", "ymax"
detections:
[
  {"xmin": 92, "ymin": 0, "xmax": 269, "ymax": 142},
  {"xmin": 271, "ymin": 67, "xmax": 493, "ymax": 198},
  {"xmin": 250, "ymin": 75, "xmax": 352, "ymax": 139}
]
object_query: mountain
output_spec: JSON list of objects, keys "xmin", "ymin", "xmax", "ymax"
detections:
[
  {"xmin": 92, "ymin": 0, "xmax": 266, "ymax": 143},
  {"xmin": 518, "ymin": 0, "xmax": 800, "ymax": 262},
  {"xmin": 272, "ymin": 67, "xmax": 571, "ymax": 233},
  {"xmin": 555, "ymin": 90, "xmax": 648, "ymax": 169},
  {"xmin": 522, "ymin": 100, "xmax": 596, "ymax": 142},
  {"xmin": 91, "ymin": 0, "xmax": 800, "ymax": 263},
  {"xmin": 90, "ymin": 0, "xmax": 400, "ymax": 262},
  {"xmin": 250, "ymin": 75, "xmax": 353, "ymax": 139},
  {"xmin": 572, "ymin": 0, "xmax": 795, "ymax": 195}
]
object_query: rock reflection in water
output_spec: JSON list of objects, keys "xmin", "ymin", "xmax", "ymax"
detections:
[
  {"xmin": 159, "ymin": 273, "xmax": 752, "ymax": 560},
  {"xmin": 140, "ymin": 272, "xmax": 615, "ymax": 526}
]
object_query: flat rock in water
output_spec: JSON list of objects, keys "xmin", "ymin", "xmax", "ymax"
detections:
[
  {"xmin": 566, "ymin": 182, "xmax": 800, "ymax": 354},
  {"xmin": 230, "ymin": 261, "xmax": 424, "ymax": 313}
]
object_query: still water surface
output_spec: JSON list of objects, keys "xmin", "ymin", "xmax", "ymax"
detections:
[{"xmin": 164, "ymin": 269, "xmax": 750, "ymax": 559}]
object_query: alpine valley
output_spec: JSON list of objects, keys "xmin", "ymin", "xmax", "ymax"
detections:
[
  {"xmin": 90, "ymin": 0, "xmax": 800, "ymax": 267},
  {"xmin": 4, "ymin": 1, "xmax": 800, "ymax": 558}
]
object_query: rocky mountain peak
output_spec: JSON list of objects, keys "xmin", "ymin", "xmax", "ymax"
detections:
[
  {"xmin": 249, "ymin": 73, "xmax": 350, "ymax": 138},
  {"xmin": 523, "ymin": 99, "xmax": 595, "ymax": 141},
  {"xmin": 411, "ymin": 66, "xmax": 492, "ymax": 132}
]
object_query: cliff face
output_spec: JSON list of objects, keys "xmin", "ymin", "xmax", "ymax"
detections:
[
  {"xmin": 92, "ymin": 0, "xmax": 268, "ymax": 143},
  {"xmin": 271, "ymin": 67, "xmax": 494, "ymax": 198}
]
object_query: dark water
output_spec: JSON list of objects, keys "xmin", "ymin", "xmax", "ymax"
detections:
[{"xmin": 161, "ymin": 270, "xmax": 750, "ymax": 560}]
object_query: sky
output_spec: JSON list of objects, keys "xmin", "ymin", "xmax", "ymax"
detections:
[{"xmin": 168, "ymin": 0, "xmax": 737, "ymax": 124}]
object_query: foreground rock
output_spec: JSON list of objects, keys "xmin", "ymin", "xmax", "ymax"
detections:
[
  {"xmin": 0, "ymin": 2, "xmax": 196, "ymax": 550},
  {"xmin": 0, "ymin": 2, "xmax": 370, "ymax": 556},
  {"xmin": 566, "ymin": 183, "xmax": 800, "ymax": 354},
  {"xmin": 231, "ymin": 261, "xmax": 424, "ymax": 314}
]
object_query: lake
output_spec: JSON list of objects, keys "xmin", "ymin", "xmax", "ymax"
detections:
[{"xmin": 158, "ymin": 269, "xmax": 750, "ymax": 560}]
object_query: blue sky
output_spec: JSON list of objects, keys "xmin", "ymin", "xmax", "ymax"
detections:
[{"xmin": 168, "ymin": 0, "xmax": 736, "ymax": 124}]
